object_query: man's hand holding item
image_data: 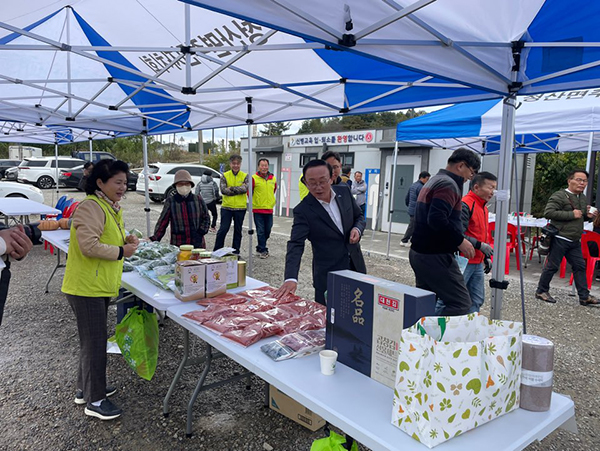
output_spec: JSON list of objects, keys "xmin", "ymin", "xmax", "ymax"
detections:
[
  {"xmin": 458, "ymin": 238, "xmax": 476, "ymax": 260},
  {"xmin": 478, "ymin": 242, "xmax": 494, "ymax": 259},
  {"xmin": 0, "ymin": 225, "xmax": 34, "ymax": 260},
  {"xmin": 573, "ymin": 209, "xmax": 583, "ymax": 219}
]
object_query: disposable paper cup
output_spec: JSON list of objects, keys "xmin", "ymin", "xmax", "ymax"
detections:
[
  {"xmin": 319, "ymin": 350, "xmax": 338, "ymax": 376},
  {"xmin": 590, "ymin": 206, "xmax": 598, "ymax": 214}
]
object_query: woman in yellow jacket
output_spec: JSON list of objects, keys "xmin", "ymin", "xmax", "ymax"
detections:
[{"xmin": 62, "ymin": 159, "xmax": 138, "ymax": 421}]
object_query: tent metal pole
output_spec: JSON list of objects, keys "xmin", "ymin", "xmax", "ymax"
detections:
[
  {"xmin": 386, "ymin": 141, "xmax": 399, "ymax": 258},
  {"xmin": 490, "ymin": 96, "xmax": 516, "ymax": 320},
  {"xmin": 88, "ymin": 134, "xmax": 93, "ymax": 162},
  {"xmin": 54, "ymin": 140, "xmax": 59, "ymax": 204},
  {"xmin": 142, "ymin": 127, "xmax": 151, "ymax": 237},
  {"xmin": 512, "ymin": 148, "xmax": 527, "ymax": 334},
  {"xmin": 585, "ymin": 132, "xmax": 594, "ymax": 199},
  {"xmin": 246, "ymin": 97, "xmax": 254, "ymax": 277},
  {"xmin": 184, "ymin": 3, "xmax": 192, "ymax": 89}
]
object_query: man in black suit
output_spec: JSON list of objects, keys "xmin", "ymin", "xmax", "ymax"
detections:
[{"xmin": 274, "ymin": 160, "xmax": 367, "ymax": 305}]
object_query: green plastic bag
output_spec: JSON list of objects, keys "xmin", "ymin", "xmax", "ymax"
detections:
[
  {"xmin": 115, "ymin": 306, "xmax": 159, "ymax": 381},
  {"xmin": 310, "ymin": 431, "xmax": 358, "ymax": 451}
]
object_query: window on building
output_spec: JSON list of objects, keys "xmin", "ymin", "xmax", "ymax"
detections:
[
  {"xmin": 300, "ymin": 153, "xmax": 318, "ymax": 167},
  {"xmin": 339, "ymin": 152, "xmax": 355, "ymax": 167}
]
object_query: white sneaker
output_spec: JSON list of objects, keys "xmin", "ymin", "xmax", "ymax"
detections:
[{"xmin": 400, "ymin": 241, "xmax": 410, "ymax": 247}]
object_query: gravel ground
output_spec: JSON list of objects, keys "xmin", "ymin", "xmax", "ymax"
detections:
[{"xmin": 0, "ymin": 189, "xmax": 599, "ymax": 451}]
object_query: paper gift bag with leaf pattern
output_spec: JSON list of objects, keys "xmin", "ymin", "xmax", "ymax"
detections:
[{"xmin": 391, "ymin": 314, "xmax": 522, "ymax": 448}]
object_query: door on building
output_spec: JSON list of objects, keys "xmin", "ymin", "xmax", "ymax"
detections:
[
  {"xmin": 391, "ymin": 165, "xmax": 413, "ymax": 224},
  {"xmin": 381, "ymin": 155, "xmax": 421, "ymax": 233}
]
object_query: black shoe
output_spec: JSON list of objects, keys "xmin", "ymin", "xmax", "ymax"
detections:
[
  {"xmin": 580, "ymin": 295, "xmax": 600, "ymax": 307},
  {"xmin": 535, "ymin": 292, "xmax": 557, "ymax": 304},
  {"xmin": 75, "ymin": 385, "xmax": 117, "ymax": 405},
  {"xmin": 84, "ymin": 399, "xmax": 122, "ymax": 421}
]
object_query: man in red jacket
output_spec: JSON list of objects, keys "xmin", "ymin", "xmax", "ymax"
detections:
[{"xmin": 456, "ymin": 172, "xmax": 496, "ymax": 313}]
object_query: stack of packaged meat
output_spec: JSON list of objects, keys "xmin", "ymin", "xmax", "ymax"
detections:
[{"xmin": 181, "ymin": 286, "xmax": 326, "ymax": 348}]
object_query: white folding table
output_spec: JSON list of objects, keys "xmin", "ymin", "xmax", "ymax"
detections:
[
  {"xmin": 167, "ymin": 300, "xmax": 577, "ymax": 451},
  {"xmin": 41, "ymin": 229, "xmax": 70, "ymax": 292},
  {"xmin": 0, "ymin": 198, "xmax": 60, "ymax": 225}
]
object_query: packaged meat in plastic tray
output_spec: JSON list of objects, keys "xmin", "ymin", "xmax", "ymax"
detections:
[
  {"xmin": 238, "ymin": 286, "xmax": 301, "ymax": 305},
  {"xmin": 250, "ymin": 308, "xmax": 294, "ymax": 323},
  {"xmin": 182, "ymin": 305, "xmax": 236, "ymax": 325},
  {"xmin": 203, "ymin": 314, "xmax": 257, "ymax": 334},
  {"xmin": 275, "ymin": 315, "xmax": 323, "ymax": 335},
  {"xmin": 260, "ymin": 329, "xmax": 326, "ymax": 361},
  {"xmin": 222, "ymin": 321, "xmax": 282, "ymax": 347},
  {"xmin": 278, "ymin": 300, "xmax": 325, "ymax": 316},
  {"xmin": 196, "ymin": 292, "xmax": 250, "ymax": 307}
]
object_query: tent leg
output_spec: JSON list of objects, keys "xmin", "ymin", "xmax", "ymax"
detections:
[
  {"xmin": 246, "ymin": 98, "xmax": 254, "ymax": 277},
  {"xmin": 512, "ymin": 149, "xmax": 527, "ymax": 334},
  {"xmin": 386, "ymin": 141, "xmax": 399, "ymax": 258},
  {"xmin": 54, "ymin": 142, "xmax": 60, "ymax": 205},
  {"xmin": 490, "ymin": 96, "xmax": 516, "ymax": 320},
  {"xmin": 585, "ymin": 132, "xmax": 594, "ymax": 203},
  {"xmin": 142, "ymin": 131, "xmax": 151, "ymax": 238}
]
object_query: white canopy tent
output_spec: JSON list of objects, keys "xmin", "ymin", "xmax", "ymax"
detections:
[
  {"xmin": 3, "ymin": 0, "xmax": 600, "ymax": 313},
  {"xmin": 184, "ymin": 0, "xmax": 600, "ymax": 319}
]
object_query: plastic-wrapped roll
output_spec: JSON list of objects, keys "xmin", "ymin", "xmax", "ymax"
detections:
[{"xmin": 520, "ymin": 335, "xmax": 554, "ymax": 412}]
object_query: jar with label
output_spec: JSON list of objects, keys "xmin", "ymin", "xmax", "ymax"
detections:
[
  {"xmin": 199, "ymin": 251, "xmax": 212, "ymax": 259},
  {"xmin": 177, "ymin": 245, "xmax": 194, "ymax": 261},
  {"xmin": 190, "ymin": 249, "xmax": 202, "ymax": 260}
]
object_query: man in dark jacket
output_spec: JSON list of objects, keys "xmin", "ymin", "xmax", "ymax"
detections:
[
  {"xmin": 274, "ymin": 159, "xmax": 366, "ymax": 305},
  {"xmin": 401, "ymin": 171, "xmax": 430, "ymax": 246},
  {"xmin": 409, "ymin": 148, "xmax": 480, "ymax": 316},
  {"xmin": 535, "ymin": 169, "xmax": 600, "ymax": 306},
  {"xmin": 0, "ymin": 223, "xmax": 41, "ymax": 326}
]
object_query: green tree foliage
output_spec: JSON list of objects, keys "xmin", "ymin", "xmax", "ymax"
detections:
[
  {"xmin": 260, "ymin": 122, "xmax": 291, "ymax": 136},
  {"xmin": 531, "ymin": 152, "xmax": 589, "ymax": 216},
  {"xmin": 296, "ymin": 110, "xmax": 425, "ymax": 134}
]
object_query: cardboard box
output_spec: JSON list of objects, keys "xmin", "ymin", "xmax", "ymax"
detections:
[
  {"xmin": 219, "ymin": 254, "xmax": 239, "ymax": 289},
  {"xmin": 174, "ymin": 260, "xmax": 205, "ymax": 301},
  {"xmin": 326, "ymin": 270, "xmax": 436, "ymax": 388},
  {"xmin": 203, "ymin": 258, "xmax": 227, "ymax": 298},
  {"xmin": 268, "ymin": 385, "xmax": 325, "ymax": 431}
]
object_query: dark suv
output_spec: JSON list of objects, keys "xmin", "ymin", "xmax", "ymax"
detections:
[
  {"xmin": 71, "ymin": 151, "xmax": 117, "ymax": 162},
  {"xmin": 0, "ymin": 159, "xmax": 21, "ymax": 178}
]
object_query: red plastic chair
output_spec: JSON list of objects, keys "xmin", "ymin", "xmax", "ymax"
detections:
[
  {"xmin": 489, "ymin": 222, "xmax": 521, "ymax": 275},
  {"xmin": 580, "ymin": 232, "xmax": 600, "ymax": 289},
  {"xmin": 63, "ymin": 201, "xmax": 79, "ymax": 219}
]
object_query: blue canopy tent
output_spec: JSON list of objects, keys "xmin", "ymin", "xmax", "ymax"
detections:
[{"xmin": 183, "ymin": 0, "xmax": 600, "ymax": 319}]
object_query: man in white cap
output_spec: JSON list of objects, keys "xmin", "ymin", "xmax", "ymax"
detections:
[{"xmin": 150, "ymin": 169, "xmax": 210, "ymax": 248}]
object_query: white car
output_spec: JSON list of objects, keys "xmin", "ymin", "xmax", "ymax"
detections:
[
  {"xmin": 17, "ymin": 157, "xmax": 86, "ymax": 189},
  {"xmin": 0, "ymin": 181, "xmax": 45, "ymax": 203},
  {"xmin": 136, "ymin": 163, "xmax": 221, "ymax": 203}
]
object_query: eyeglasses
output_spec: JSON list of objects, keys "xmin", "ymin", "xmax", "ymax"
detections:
[
  {"xmin": 574, "ymin": 178, "xmax": 588, "ymax": 183},
  {"xmin": 305, "ymin": 178, "xmax": 331, "ymax": 189}
]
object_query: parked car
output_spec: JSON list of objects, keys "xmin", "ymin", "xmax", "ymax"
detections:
[
  {"xmin": 0, "ymin": 181, "xmax": 44, "ymax": 203},
  {"xmin": 4, "ymin": 166, "xmax": 18, "ymax": 181},
  {"xmin": 71, "ymin": 151, "xmax": 117, "ymax": 162},
  {"xmin": 60, "ymin": 165, "xmax": 139, "ymax": 191},
  {"xmin": 17, "ymin": 157, "xmax": 86, "ymax": 189},
  {"xmin": 0, "ymin": 159, "xmax": 21, "ymax": 178},
  {"xmin": 136, "ymin": 163, "xmax": 220, "ymax": 202}
]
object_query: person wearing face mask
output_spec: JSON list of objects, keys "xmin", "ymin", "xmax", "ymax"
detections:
[
  {"xmin": 150, "ymin": 170, "xmax": 210, "ymax": 249},
  {"xmin": 62, "ymin": 159, "xmax": 138, "ymax": 421}
]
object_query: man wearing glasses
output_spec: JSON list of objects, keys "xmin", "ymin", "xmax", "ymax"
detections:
[
  {"xmin": 409, "ymin": 148, "xmax": 481, "ymax": 316},
  {"xmin": 536, "ymin": 169, "xmax": 600, "ymax": 306},
  {"xmin": 274, "ymin": 159, "xmax": 366, "ymax": 305}
]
